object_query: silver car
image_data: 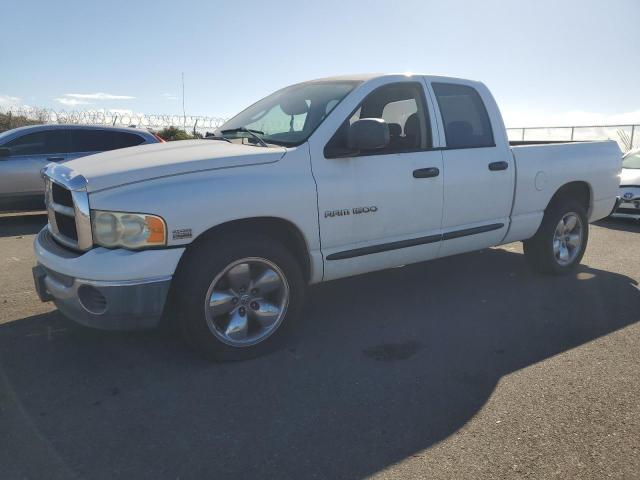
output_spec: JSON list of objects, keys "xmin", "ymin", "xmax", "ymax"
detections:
[{"xmin": 0, "ymin": 124, "xmax": 162, "ymax": 211}]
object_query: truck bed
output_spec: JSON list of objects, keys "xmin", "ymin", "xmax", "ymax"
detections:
[
  {"xmin": 510, "ymin": 140, "xmax": 591, "ymax": 146},
  {"xmin": 502, "ymin": 140, "xmax": 621, "ymax": 244}
]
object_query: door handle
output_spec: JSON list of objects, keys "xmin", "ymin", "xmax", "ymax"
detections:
[
  {"xmin": 47, "ymin": 156, "xmax": 65, "ymax": 162},
  {"xmin": 488, "ymin": 161, "xmax": 509, "ymax": 171},
  {"xmin": 413, "ymin": 167, "xmax": 440, "ymax": 178}
]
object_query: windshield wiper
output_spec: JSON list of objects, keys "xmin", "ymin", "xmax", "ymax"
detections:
[
  {"xmin": 220, "ymin": 128, "xmax": 268, "ymax": 147},
  {"xmin": 203, "ymin": 134, "xmax": 232, "ymax": 143}
]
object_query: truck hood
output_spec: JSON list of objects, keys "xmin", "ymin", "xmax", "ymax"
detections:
[
  {"xmin": 62, "ymin": 140, "xmax": 286, "ymax": 192},
  {"xmin": 620, "ymin": 167, "xmax": 640, "ymax": 186}
]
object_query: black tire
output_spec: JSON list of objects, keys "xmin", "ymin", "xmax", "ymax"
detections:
[
  {"xmin": 171, "ymin": 233, "xmax": 305, "ymax": 361},
  {"xmin": 523, "ymin": 198, "xmax": 589, "ymax": 275}
]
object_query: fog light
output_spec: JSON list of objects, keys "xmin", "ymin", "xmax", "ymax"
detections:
[{"xmin": 77, "ymin": 285, "xmax": 107, "ymax": 315}]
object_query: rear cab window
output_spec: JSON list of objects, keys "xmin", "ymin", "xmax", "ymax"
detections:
[{"xmin": 432, "ymin": 83, "xmax": 494, "ymax": 149}]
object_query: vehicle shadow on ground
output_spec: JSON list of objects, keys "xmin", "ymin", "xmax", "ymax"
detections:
[
  {"xmin": 0, "ymin": 212, "xmax": 47, "ymax": 238},
  {"xmin": 1, "ymin": 248, "xmax": 639, "ymax": 479},
  {"xmin": 596, "ymin": 217, "xmax": 640, "ymax": 233}
]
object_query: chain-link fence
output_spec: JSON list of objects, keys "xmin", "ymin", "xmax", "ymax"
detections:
[
  {"xmin": 507, "ymin": 125, "xmax": 639, "ymax": 153},
  {"xmin": 0, "ymin": 106, "xmax": 227, "ymax": 135}
]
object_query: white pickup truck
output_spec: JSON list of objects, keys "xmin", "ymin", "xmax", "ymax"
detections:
[{"xmin": 33, "ymin": 74, "xmax": 621, "ymax": 360}]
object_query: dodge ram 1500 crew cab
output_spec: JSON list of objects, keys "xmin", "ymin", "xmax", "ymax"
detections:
[{"xmin": 33, "ymin": 74, "xmax": 622, "ymax": 360}]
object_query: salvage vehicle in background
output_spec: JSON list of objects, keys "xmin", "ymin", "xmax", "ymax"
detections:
[
  {"xmin": 32, "ymin": 73, "xmax": 622, "ymax": 360},
  {"xmin": 611, "ymin": 149, "xmax": 640, "ymax": 220},
  {"xmin": 0, "ymin": 124, "xmax": 162, "ymax": 211}
]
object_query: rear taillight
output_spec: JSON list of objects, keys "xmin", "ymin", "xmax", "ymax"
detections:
[{"xmin": 153, "ymin": 133, "xmax": 166, "ymax": 143}]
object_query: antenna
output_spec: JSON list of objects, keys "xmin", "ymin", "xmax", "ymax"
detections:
[{"xmin": 181, "ymin": 72, "xmax": 186, "ymax": 128}]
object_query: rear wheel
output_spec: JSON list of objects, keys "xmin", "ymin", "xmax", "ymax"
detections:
[
  {"xmin": 523, "ymin": 199, "xmax": 589, "ymax": 275},
  {"xmin": 173, "ymin": 234, "xmax": 305, "ymax": 361}
]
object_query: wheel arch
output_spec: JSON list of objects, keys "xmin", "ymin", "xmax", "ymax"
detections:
[
  {"xmin": 177, "ymin": 216, "xmax": 313, "ymax": 283},
  {"xmin": 546, "ymin": 181, "xmax": 592, "ymax": 216}
]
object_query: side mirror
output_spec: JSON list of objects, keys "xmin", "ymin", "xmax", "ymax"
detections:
[
  {"xmin": 0, "ymin": 147, "xmax": 10, "ymax": 158},
  {"xmin": 348, "ymin": 118, "xmax": 390, "ymax": 151}
]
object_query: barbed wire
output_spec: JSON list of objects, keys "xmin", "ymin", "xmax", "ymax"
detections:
[
  {"xmin": 1, "ymin": 106, "xmax": 638, "ymax": 151},
  {"xmin": 0, "ymin": 106, "xmax": 227, "ymax": 132}
]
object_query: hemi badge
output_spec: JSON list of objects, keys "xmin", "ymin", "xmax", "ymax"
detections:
[{"xmin": 172, "ymin": 228, "xmax": 193, "ymax": 240}]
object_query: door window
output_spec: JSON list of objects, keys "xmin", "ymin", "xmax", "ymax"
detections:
[
  {"xmin": 5, "ymin": 130, "xmax": 71, "ymax": 156},
  {"xmin": 71, "ymin": 130, "xmax": 116, "ymax": 152},
  {"xmin": 325, "ymin": 82, "xmax": 431, "ymax": 157},
  {"xmin": 72, "ymin": 130, "xmax": 146, "ymax": 152},
  {"xmin": 432, "ymin": 83, "xmax": 494, "ymax": 149}
]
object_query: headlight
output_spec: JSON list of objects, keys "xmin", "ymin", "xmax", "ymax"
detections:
[{"xmin": 91, "ymin": 210, "xmax": 166, "ymax": 249}]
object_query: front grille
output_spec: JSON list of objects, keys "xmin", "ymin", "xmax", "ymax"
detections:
[
  {"xmin": 54, "ymin": 212, "xmax": 78, "ymax": 240},
  {"xmin": 52, "ymin": 182, "xmax": 73, "ymax": 207},
  {"xmin": 44, "ymin": 171, "xmax": 92, "ymax": 251},
  {"xmin": 616, "ymin": 207, "xmax": 640, "ymax": 215}
]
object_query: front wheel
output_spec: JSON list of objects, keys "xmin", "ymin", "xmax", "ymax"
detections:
[
  {"xmin": 172, "ymin": 235, "xmax": 305, "ymax": 361},
  {"xmin": 523, "ymin": 199, "xmax": 589, "ymax": 275}
]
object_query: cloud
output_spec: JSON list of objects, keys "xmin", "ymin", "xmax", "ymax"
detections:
[
  {"xmin": 62, "ymin": 92, "xmax": 135, "ymax": 100},
  {"xmin": 54, "ymin": 97, "xmax": 91, "ymax": 106},
  {"xmin": 53, "ymin": 92, "xmax": 136, "ymax": 107},
  {"xmin": 0, "ymin": 94, "xmax": 21, "ymax": 107},
  {"xmin": 161, "ymin": 92, "xmax": 178, "ymax": 101}
]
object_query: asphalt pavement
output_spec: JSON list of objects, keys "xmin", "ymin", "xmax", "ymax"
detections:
[{"xmin": 1, "ymin": 212, "xmax": 639, "ymax": 479}]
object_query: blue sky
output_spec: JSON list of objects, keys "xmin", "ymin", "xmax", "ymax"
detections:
[{"xmin": 1, "ymin": 0, "xmax": 638, "ymax": 126}]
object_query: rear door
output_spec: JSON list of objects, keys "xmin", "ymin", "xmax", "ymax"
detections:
[
  {"xmin": 428, "ymin": 81, "xmax": 514, "ymax": 257},
  {"xmin": 0, "ymin": 129, "xmax": 71, "ymax": 199}
]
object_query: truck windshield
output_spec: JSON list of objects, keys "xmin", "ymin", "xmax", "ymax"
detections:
[
  {"xmin": 622, "ymin": 151, "xmax": 640, "ymax": 169},
  {"xmin": 216, "ymin": 80, "xmax": 361, "ymax": 147}
]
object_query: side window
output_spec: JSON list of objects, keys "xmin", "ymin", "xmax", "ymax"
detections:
[
  {"xmin": 71, "ymin": 130, "xmax": 116, "ymax": 152},
  {"xmin": 5, "ymin": 130, "xmax": 71, "ymax": 156},
  {"xmin": 113, "ymin": 132, "xmax": 146, "ymax": 149},
  {"xmin": 381, "ymin": 99, "xmax": 418, "ymax": 131},
  {"xmin": 432, "ymin": 83, "xmax": 494, "ymax": 149},
  {"xmin": 325, "ymin": 82, "xmax": 431, "ymax": 157}
]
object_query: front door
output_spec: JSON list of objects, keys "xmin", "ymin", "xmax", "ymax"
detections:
[{"xmin": 310, "ymin": 81, "xmax": 444, "ymax": 281}]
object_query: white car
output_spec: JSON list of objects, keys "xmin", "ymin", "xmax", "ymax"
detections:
[
  {"xmin": 32, "ymin": 73, "xmax": 622, "ymax": 360},
  {"xmin": 611, "ymin": 149, "xmax": 640, "ymax": 220}
]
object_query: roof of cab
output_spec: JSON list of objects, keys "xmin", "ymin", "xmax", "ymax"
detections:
[{"xmin": 305, "ymin": 72, "xmax": 479, "ymax": 84}]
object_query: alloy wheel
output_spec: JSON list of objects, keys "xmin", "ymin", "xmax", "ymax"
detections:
[
  {"xmin": 553, "ymin": 212, "xmax": 583, "ymax": 266},
  {"xmin": 204, "ymin": 257, "xmax": 289, "ymax": 347}
]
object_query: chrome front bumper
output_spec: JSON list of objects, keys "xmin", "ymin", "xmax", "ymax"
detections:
[
  {"xmin": 33, "ymin": 228, "xmax": 180, "ymax": 331},
  {"xmin": 33, "ymin": 264, "xmax": 171, "ymax": 330}
]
